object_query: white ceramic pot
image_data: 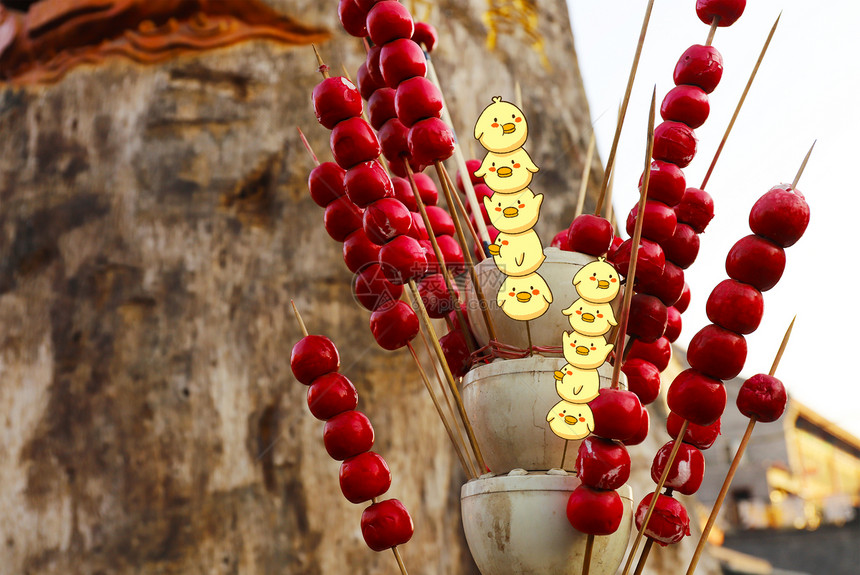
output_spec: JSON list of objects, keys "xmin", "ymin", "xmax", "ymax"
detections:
[
  {"xmin": 462, "ymin": 356, "xmax": 625, "ymax": 474},
  {"xmin": 461, "ymin": 472, "xmax": 633, "ymax": 575}
]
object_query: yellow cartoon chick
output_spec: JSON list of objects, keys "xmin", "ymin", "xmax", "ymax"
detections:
[
  {"xmin": 474, "ymin": 149, "xmax": 539, "ymax": 194},
  {"xmin": 561, "ymin": 298, "xmax": 618, "ymax": 337},
  {"xmin": 487, "ymin": 230, "xmax": 546, "ymax": 277},
  {"xmin": 496, "ymin": 272, "xmax": 553, "ymax": 321},
  {"xmin": 546, "ymin": 400, "xmax": 594, "ymax": 441},
  {"xmin": 561, "ymin": 332, "xmax": 614, "ymax": 370},
  {"xmin": 553, "ymin": 363, "xmax": 600, "ymax": 403},
  {"xmin": 474, "ymin": 96, "xmax": 529, "ymax": 153},
  {"xmin": 572, "ymin": 258, "xmax": 622, "ymax": 304},
  {"xmin": 483, "ymin": 188, "xmax": 544, "ymax": 234}
]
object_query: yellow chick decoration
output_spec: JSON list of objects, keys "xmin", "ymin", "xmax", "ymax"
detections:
[
  {"xmin": 496, "ymin": 272, "xmax": 553, "ymax": 321},
  {"xmin": 487, "ymin": 229, "xmax": 546, "ymax": 277},
  {"xmin": 483, "ymin": 189, "xmax": 544, "ymax": 234},
  {"xmin": 546, "ymin": 400, "xmax": 594, "ymax": 441},
  {"xmin": 561, "ymin": 331, "xmax": 614, "ymax": 370},
  {"xmin": 553, "ymin": 364, "xmax": 600, "ymax": 403},
  {"xmin": 572, "ymin": 257, "xmax": 621, "ymax": 304},
  {"xmin": 474, "ymin": 148, "xmax": 539, "ymax": 194},
  {"xmin": 561, "ymin": 298, "xmax": 618, "ymax": 337},
  {"xmin": 473, "ymin": 96, "xmax": 528, "ymax": 153}
]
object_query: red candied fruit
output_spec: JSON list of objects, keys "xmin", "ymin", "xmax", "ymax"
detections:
[
  {"xmin": 323, "ymin": 410, "xmax": 374, "ymax": 460},
  {"xmin": 378, "ymin": 118, "xmax": 409, "ymax": 166},
  {"xmin": 667, "ymin": 369, "xmax": 726, "ymax": 426},
  {"xmin": 664, "ymin": 306, "xmax": 682, "ymax": 342},
  {"xmin": 353, "ymin": 264, "xmax": 403, "ymax": 311},
  {"xmin": 313, "ymin": 76, "xmax": 363, "ymax": 130},
  {"xmin": 726, "ymin": 235, "xmax": 786, "ymax": 292},
  {"xmin": 331, "ymin": 117, "xmax": 381, "ymax": 169},
  {"xmin": 651, "ymin": 441, "xmax": 706, "ymax": 495},
  {"xmin": 361, "ymin": 499, "xmax": 414, "ymax": 552},
  {"xmin": 425, "ymin": 205, "xmax": 455, "ymax": 236},
  {"xmin": 395, "ymin": 76, "xmax": 444, "ymax": 128},
  {"xmin": 635, "ymin": 493, "xmax": 691, "ymax": 546},
  {"xmin": 660, "ymin": 84, "xmax": 710, "ymax": 129},
  {"xmin": 749, "ymin": 184, "xmax": 810, "ymax": 247},
  {"xmin": 380, "ymin": 38, "xmax": 426, "ymax": 88},
  {"xmin": 436, "ymin": 234, "xmax": 465, "ymax": 274},
  {"xmin": 737, "ymin": 373, "xmax": 787, "ymax": 422},
  {"xmin": 458, "ymin": 158, "xmax": 484, "ymax": 191},
  {"xmin": 551, "ymin": 229, "xmax": 571, "ymax": 250},
  {"xmin": 409, "ymin": 213, "xmax": 429, "ymax": 240},
  {"xmin": 575, "ymin": 436, "xmax": 631, "ymax": 491},
  {"xmin": 440, "ymin": 329, "xmax": 472, "ymax": 378},
  {"xmin": 408, "ymin": 117, "xmax": 455, "ymax": 165},
  {"xmin": 412, "ymin": 21, "xmax": 438, "ymax": 52},
  {"xmin": 676, "ymin": 187, "xmax": 714, "ymax": 233},
  {"xmin": 674, "ymin": 44, "xmax": 723, "ymax": 94},
  {"xmin": 356, "ymin": 61, "xmax": 382, "ymax": 101},
  {"xmin": 367, "ymin": 88, "xmax": 397, "ymax": 130},
  {"xmin": 696, "ymin": 0, "xmax": 747, "ymax": 27},
  {"xmin": 412, "ymin": 172, "xmax": 439, "ymax": 207},
  {"xmin": 623, "ymin": 407, "xmax": 650, "ymax": 446},
  {"xmin": 344, "ymin": 160, "xmax": 393, "ymax": 208},
  {"xmin": 291, "ymin": 334, "xmax": 340, "ymax": 384},
  {"xmin": 391, "ymin": 176, "xmax": 417, "ymax": 211},
  {"xmin": 706, "ymin": 279, "xmax": 763, "ymax": 335},
  {"xmin": 418, "ymin": 273, "xmax": 458, "ymax": 319},
  {"xmin": 608, "ymin": 237, "xmax": 665, "ymax": 288},
  {"xmin": 627, "ymin": 336, "xmax": 672, "ymax": 372},
  {"xmin": 343, "ymin": 228, "xmax": 381, "ymax": 273},
  {"xmin": 687, "ymin": 324, "xmax": 747, "ymax": 380},
  {"xmin": 622, "ymin": 358, "xmax": 662, "ymax": 405},
  {"xmin": 641, "ymin": 160, "xmax": 686, "ymax": 206},
  {"xmin": 662, "ymin": 224, "xmax": 700, "ymax": 270},
  {"xmin": 675, "ymin": 283, "xmax": 691, "ymax": 314},
  {"xmin": 590, "ymin": 388, "xmax": 643, "ymax": 441},
  {"xmin": 370, "ymin": 300, "xmax": 419, "ymax": 351},
  {"xmin": 324, "ymin": 196, "xmax": 364, "ymax": 242},
  {"xmin": 567, "ymin": 485, "xmax": 624, "ymax": 536},
  {"xmin": 308, "ymin": 161, "xmax": 346, "ymax": 208},
  {"xmin": 626, "ymin": 200, "xmax": 677, "ymax": 243},
  {"xmin": 652, "ymin": 121, "xmax": 697, "ymax": 168},
  {"xmin": 637, "ymin": 260, "xmax": 685, "ymax": 308},
  {"xmin": 307, "ymin": 372, "xmax": 358, "ymax": 420},
  {"xmin": 340, "ymin": 451, "xmax": 391, "ymax": 504},
  {"xmin": 363, "ymin": 198, "xmax": 413, "ymax": 245},
  {"xmin": 366, "ymin": 1, "xmax": 414, "ymax": 46},
  {"xmin": 567, "ymin": 214, "xmax": 614, "ymax": 256},
  {"xmin": 667, "ymin": 411, "xmax": 721, "ymax": 450},
  {"xmin": 379, "ymin": 234, "xmax": 429, "ymax": 284},
  {"xmin": 366, "ymin": 45, "xmax": 385, "ymax": 86},
  {"xmin": 627, "ymin": 293, "xmax": 668, "ymax": 343},
  {"xmin": 338, "ymin": 0, "xmax": 368, "ymax": 37}
]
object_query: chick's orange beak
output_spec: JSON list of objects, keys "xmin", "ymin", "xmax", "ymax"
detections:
[
  {"xmin": 502, "ymin": 123, "xmax": 516, "ymax": 134},
  {"xmin": 516, "ymin": 291, "xmax": 532, "ymax": 303},
  {"xmin": 503, "ymin": 207, "xmax": 519, "ymax": 218}
]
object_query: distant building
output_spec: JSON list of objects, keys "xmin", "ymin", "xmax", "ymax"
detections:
[{"xmin": 699, "ymin": 377, "xmax": 860, "ymax": 531}]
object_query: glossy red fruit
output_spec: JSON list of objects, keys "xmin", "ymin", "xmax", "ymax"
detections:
[
  {"xmin": 367, "ymin": 88, "xmax": 397, "ymax": 130},
  {"xmin": 627, "ymin": 337, "xmax": 672, "ymax": 372},
  {"xmin": 437, "ymin": 234, "xmax": 465, "ymax": 274},
  {"xmin": 340, "ymin": 451, "xmax": 392, "ymax": 504},
  {"xmin": 635, "ymin": 492, "xmax": 691, "ymax": 545},
  {"xmin": 291, "ymin": 335, "xmax": 340, "ymax": 384},
  {"xmin": 380, "ymin": 38, "xmax": 426, "ymax": 88},
  {"xmin": 749, "ymin": 184, "xmax": 810, "ymax": 247},
  {"xmin": 331, "ymin": 117, "xmax": 381, "ymax": 169},
  {"xmin": 575, "ymin": 437, "xmax": 631, "ymax": 490},
  {"xmin": 308, "ymin": 161, "xmax": 346, "ymax": 208},
  {"xmin": 440, "ymin": 329, "xmax": 471, "ymax": 378},
  {"xmin": 626, "ymin": 200, "xmax": 677, "ymax": 243},
  {"xmin": 307, "ymin": 372, "xmax": 358, "ymax": 420},
  {"xmin": 660, "ymin": 85, "xmax": 709, "ymax": 129},
  {"xmin": 412, "ymin": 172, "xmax": 439, "ymax": 206},
  {"xmin": 676, "ymin": 187, "xmax": 714, "ymax": 233},
  {"xmin": 641, "ymin": 160, "xmax": 685, "ymax": 206},
  {"xmin": 378, "ymin": 119, "xmax": 410, "ymax": 169},
  {"xmin": 567, "ymin": 485, "xmax": 624, "ymax": 536},
  {"xmin": 651, "ymin": 441, "xmax": 706, "ymax": 495},
  {"xmin": 323, "ymin": 410, "xmax": 374, "ymax": 460},
  {"xmin": 687, "ymin": 325, "xmax": 747, "ymax": 380},
  {"xmin": 370, "ymin": 300, "xmax": 420, "ymax": 350},
  {"xmin": 379, "ymin": 234, "xmax": 429, "ymax": 284},
  {"xmin": 353, "ymin": 264, "xmax": 403, "ymax": 311},
  {"xmin": 343, "ymin": 229, "xmax": 381, "ymax": 273},
  {"xmin": 675, "ymin": 283, "xmax": 691, "ymax": 314},
  {"xmin": 419, "ymin": 239, "xmax": 437, "ymax": 269},
  {"xmin": 667, "ymin": 412, "xmax": 721, "ymax": 450},
  {"xmin": 324, "ymin": 196, "xmax": 364, "ymax": 242},
  {"xmin": 366, "ymin": 44, "xmax": 385, "ymax": 86},
  {"xmin": 418, "ymin": 273, "xmax": 458, "ymax": 318},
  {"xmin": 567, "ymin": 214, "xmax": 614, "ymax": 256},
  {"xmin": 696, "ymin": 0, "xmax": 746, "ymax": 27},
  {"xmin": 661, "ymin": 223, "xmax": 700, "ymax": 269},
  {"xmin": 395, "ymin": 76, "xmax": 443, "ymax": 127},
  {"xmin": 412, "ymin": 21, "xmax": 438, "ymax": 51},
  {"xmin": 725, "ymin": 235, "xmax": 786, "ymax": 292},
  {"xmin": 551, "ymin": 229, "xmax": 571, "ymax": 250},
  {"xmin": 361, "ymin": 499, "xmax": 414, "ymax": 551},
  {"xmin": 737, "ymin": 374, "xmax": 787, "ymax": 422},
  {"xmin": 457, "ymin": 158, "xmax": 484, "ymax": 191},
  {"xmin": 338, "ymin": 0, "xmax": 368, "ymax": 37},
  {"xmin": 667, "ymin": 369, "xmax": 726, "ymax": 426},
  {"xmin": 313, "ymin": 76, "xmax": 363, "ymax": 130},
  {"xmin": 425, "ymin": 205, "xmax": 454, "ymax": 236},
  {"xmin": 357, "ymin": 61, "xmax": 382, "ymax": 101},
  {"xmin": 652, "ymin": 121, "xmax": 697, "ymax": 168},
  {"xmin": 363, "ymin": 198, "xmax": 413, "ymax": 245},
  {"xmin": 637, "ymin": 260, "xmax": 685, "ymax": 308},
  {"xmin": 409, "ymin": 213, "xmax": 429, "ymax": 240},
  {"xmin": 345, "ymin": 161, "xmax": 393, "ymax": 208},
  {"xmin": 408, "ymin": 117, "xmax": 455, "ymax": 165},
  {"xmin": 664, "ymin": 306, "xmax": 682, "ymax": 343},
  {"xmin": 674, "ymin": 44, "xmax": 723, "ymax": 94},
  {"xmin": 627, "ymin": 294, "xmax": 668, "ymax": 343},
  {"xmin": 706, "ymin": 279, "xmax": 763, "ymax": 335},
  {"xmin": 590, "ymin": 388, "xmax": 643, "ymax": 441},
  {"xmin": 391, "ymin": 176, "xmax": 417, "ymax": 211},
  {"xmin": 622, "ymin": 358, "xmax": 662, "ymax": 405},
  {"xmin": 354, "ymin": 0, "xmax": 385, "ymax": 11},
  {"xmin": 623, "ymin": 407, "xmax": 650, "ymax": 446},
  {"xmin": 609, "ymin": 238, "xmax": 665, "ymax": 288},
  {"xmin": 367, "ymin": 1, "xmax": 414, "ymax": 45}
]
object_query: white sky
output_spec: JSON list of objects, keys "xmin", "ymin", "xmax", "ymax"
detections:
[{"xmin": 566, "ymin": 1, "xmax": 860, "ymax": 438}]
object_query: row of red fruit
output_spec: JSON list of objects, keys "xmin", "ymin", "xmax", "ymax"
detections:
[{"xmin": 290, "ymin": 333, "xmax": 414, "ymax": 552}]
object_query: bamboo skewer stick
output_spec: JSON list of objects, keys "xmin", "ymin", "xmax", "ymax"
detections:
[
  {"xmin": 574, "ymin": 132, "xmax": 596, "ymax": 219},
  {"xmin": 312, "ymin": 44, "xmax": 330, "ymax": 79},
  {"xmin": 445, "ymin": 170, "xmax": 484, "ymax": 251},
  {"xmin": 610, "ymin": 88, "xmax": 656, "ymax": 391},
  {"xmin": 297, "ymin": 127, "xmax": 320, "ymax": 166},
  {"xmin": 392, "ymin": 547, "xmax": 409, "ymax": 575},
  {"xmin": 594, "ymin": 0, "xmax": 656, "ymax": 217},
  {"xmin": 633, "ymin": 539, "xmax": 654, "ymax": 575},
  {"xmin": 705, "ymin": 17, "xmax": 720, "ymax": 46},
  {"xmin": 291, "ymin": 300, "xmax": 309, "ymax": 337},
  {"xmin": 581, "ymin": 534, "xmax": 595, "ymax": 575},
  {"xmin": 700, "ymin": 14, "xmax": 781, "ymax": 190},
  {"xmin": 685, "ymin": 317, "xmax": 795, "ymax": 575},
  {"xmin": 792, "ymin": 141, "xmax": 816, "ymax": 189},
  {"xmin": 408, "ymin": 279, "xmax": 487, "ymax": 472}
]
